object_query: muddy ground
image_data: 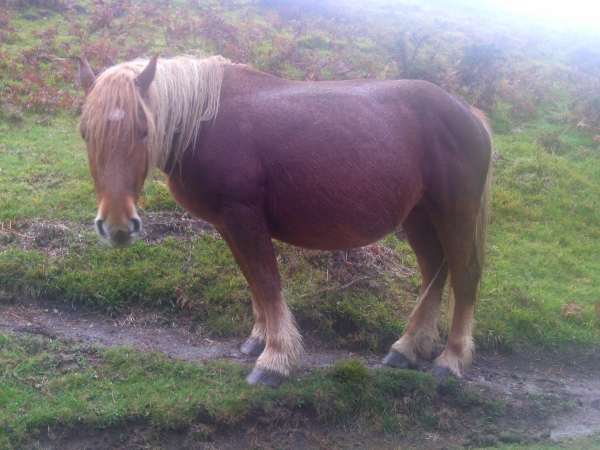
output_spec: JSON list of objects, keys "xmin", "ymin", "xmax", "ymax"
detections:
[{"xmin": 1, "ymin": 299, "xmax": 599, "ymax": 449}]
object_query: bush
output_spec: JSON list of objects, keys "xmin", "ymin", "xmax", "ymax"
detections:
[{"xmin": 458, "ymin": 44, "xmax": 505, "ymax": 112}]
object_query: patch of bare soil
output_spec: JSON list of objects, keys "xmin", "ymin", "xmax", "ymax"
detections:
[
  {"xmin": 1, "ymin": 299, "xmax": 599, "ymax": 449},
  {"xmin": 0, "ymin": 211, "xmax": 218, "ymax": 257},
  {"xmin": 140, "ymin": 211, "xmax": 217, "ymax": 243},
  {"xmin": 0, "ymin": 220, "xmax": 91, "ymax": 258}
]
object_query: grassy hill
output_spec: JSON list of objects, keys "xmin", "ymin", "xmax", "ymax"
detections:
[
  {"xmin": 1, "ymin": 0, "xmax": 600, "ymax": 446},
  {"xmin": 2, "ymin": 0, "xmax": 599, "ymax": 348}
]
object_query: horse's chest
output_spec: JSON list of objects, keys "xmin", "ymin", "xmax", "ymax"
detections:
[{"xmin": 165, "ymin": 177, "xmax": 224, "ymax": 227}]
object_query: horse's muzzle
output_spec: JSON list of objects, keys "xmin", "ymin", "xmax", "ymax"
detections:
[{"xmin": 95, "ymin": 215, "xmax": 142, "ymax": 248}]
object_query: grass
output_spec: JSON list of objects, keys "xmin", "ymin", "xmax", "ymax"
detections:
[
  {"xmin": 1, "ymin": 0, "xmax": 600, "ymax": 446},
  {"xmin": 2, "ymin": 115, "xmax": 599, "ymax": 349},
  {"xmin": 0, "ymin": 332, "xmax": 484, "ymax": 448},
  {"xmin": 6, "ymin": 332, "xmax": 598, "ymax": 448},
  {"xmin": 0, "ymin": 116, "xmax": 92, "ymax": 221},
  {"xmin": 477, "ymin": 127, "xmax": 600, "ymax": 348}
]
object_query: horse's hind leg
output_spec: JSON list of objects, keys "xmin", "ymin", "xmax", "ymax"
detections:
[
  {"xmin": 429, "ymin": 212, "xmax": 481, "ymax": 378},
  {"xmin": 216, "ymin": 209, "xmax": 302, "ymax": 387},
  {"xmin": 384, "ymin": 202, "xmax": 448, "ymax": 368}
]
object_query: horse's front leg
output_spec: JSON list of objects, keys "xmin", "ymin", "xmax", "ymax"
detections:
[
  {"xmin": 216, "ymin": 208, "xmax": 302, "ymax": 387},
  {"xmin": 218, "ymin": 230, "xmax": 267, "ymax": 356}
]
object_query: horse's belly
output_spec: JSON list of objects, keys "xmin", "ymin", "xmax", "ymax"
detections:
[
  {"xmin": 267, "ymin": 200, "xmax": 406, "ymax": 251},
  {"xmin": 272, "ymin": 228, "xmax": 393, "ymax": 251}
]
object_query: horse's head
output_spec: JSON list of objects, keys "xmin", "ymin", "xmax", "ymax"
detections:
[{"xmin": 77, "ymin": 55, "xmax": 158, "ymax": 248}]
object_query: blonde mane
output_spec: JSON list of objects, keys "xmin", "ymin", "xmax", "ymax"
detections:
[{"xmin": 80, "ymin": 55, "xmax": 230, "ymax": 176}]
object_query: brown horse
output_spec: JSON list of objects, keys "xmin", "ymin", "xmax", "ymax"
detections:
[{"xmin": 77, "ymin": 55, "xmax": 492, "ymax": 387}]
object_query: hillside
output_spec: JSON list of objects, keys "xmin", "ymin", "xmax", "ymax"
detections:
[
  {"xmin": 1, "ymin": 0, "xmax": 599, "ymax": 447},
  {"xmin": 2, "ymin": 0, "xmax": 599, "ymax": 348}
]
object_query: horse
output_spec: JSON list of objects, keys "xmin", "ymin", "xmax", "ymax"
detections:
[{"xmin": 76, "ymin": 54, "xmax": 492, "ymax": 387}]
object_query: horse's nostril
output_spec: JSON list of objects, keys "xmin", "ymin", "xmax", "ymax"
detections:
[
  {"xmin": 131, "ymin": 217, "xmax": 142, "ymax": 234},
  {"xmin": 95, "ymin": 218, "xmax": 107, "ymax": 238}
]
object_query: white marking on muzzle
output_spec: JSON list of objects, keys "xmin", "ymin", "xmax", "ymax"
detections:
[
  {"xmin": 94, "ymin": 211, "xmax": 143, "ymax": 248},
  {"xmin": 95, "ymin": 214, "xmax": 108, "ymax": 239}
]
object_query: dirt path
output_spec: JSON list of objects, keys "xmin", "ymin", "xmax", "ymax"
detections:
[{"xmin": 1, "ymin": 300, "xmax": 599, "ymax": 448}]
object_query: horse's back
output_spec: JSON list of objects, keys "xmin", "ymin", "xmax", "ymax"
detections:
[
  {"xmin": 170, "ymin": 66, "xmax": 490, "ymax": 250},
  {"xmin": 218, "ymin": 65, "xmax": 489, "ymax": 178}
]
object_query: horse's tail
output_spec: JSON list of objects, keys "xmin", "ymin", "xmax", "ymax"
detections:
[
  {"xmin": 446, "ymin": 106, "xmax": 492, "ymax": 321},
  {"xmin": 470, "ymin": 106, "xmax": 493, "ymax": 279}
]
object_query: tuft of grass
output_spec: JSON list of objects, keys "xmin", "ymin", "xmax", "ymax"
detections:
[{"xmin": 329, "ymin": 358, "xmax": 371, "ymax": 384}]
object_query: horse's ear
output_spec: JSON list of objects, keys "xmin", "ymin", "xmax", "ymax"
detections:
[
  {"xmin": 135, "ymin": 54, "xmax": 159, "ymax": 95},
  {"xmin": 76, "ymin": 55, "xmax": 96, "ymax": 96}
]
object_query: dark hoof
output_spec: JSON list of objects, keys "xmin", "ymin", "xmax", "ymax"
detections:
[
  {"xmin": 428, "ymin": 364, "xmax": 459, "ymax": 378},
  {"xmin": 246, "ymin": 367, "xmax": 284, "ymax": 387},
  {"xmin": 382, "ymin": 351, "xmax": 416, "ymax": 369},
  {"xmin": 240, "ymin": 338, "xmax": 265, "ymax": 356}
]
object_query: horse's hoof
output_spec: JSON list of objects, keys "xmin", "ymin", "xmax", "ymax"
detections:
[
  {"xmin": 382, "ymin": 351, "xmax": 415, "ymax": 369},
  {"xmin": 428, "ymin": 364, "xmax": 459, "ymax": 378},
  {"xmin": 246, "ymin": 367, "xmax": 284, "ymax": 387},
  {"xmin": 240, "ymin": 338, "xmax": 266, "ymax": 356}
]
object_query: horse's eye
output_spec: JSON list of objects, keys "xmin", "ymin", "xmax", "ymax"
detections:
[
  {"xmin": 81, "ymin": 132, "xmax": 88, "ymax": 142},
  {"xmin": 140, "ymin": 131, "xmax": 148, "ymax": 140}
]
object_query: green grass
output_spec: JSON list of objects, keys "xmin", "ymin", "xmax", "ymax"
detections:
[
  {"xmin": 5, "ymin": 332, "xmax": 598, "ymax": 448},
  {"xmin": 1, "ymin": 0, "xmax": 600, "ymax": 446},
  {"xmin": 0, "ymin": 116, "xmax": 93, "ymax": 221},
  {"xmin": 3, "ymin": 115, "xmax": 599, "ymax": 349},
  {"xmin": 477, "ymin": 126, "xmax": 600, "ymax": 348},
  {"xmin": 0, "ymin": 333, "xmax": 483, "ymax": 448},
  {"xmin": 0, "ymin": 0, "xmax": 599, "ymax": 350}
]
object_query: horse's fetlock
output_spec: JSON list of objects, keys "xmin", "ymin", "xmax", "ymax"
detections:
[
  {"xmin": 432, "ymin": 353, "xmax": 462, "ymax": 377},
  {"xmin": 255, "ymin": 326, "xmax": 302, "ymax": 377},
  {"xmin": 249, "ymin": 323, "xmax": 267, "ymax": 342},
  {"xmin": 255, "ymin": 347, "xmax": 297, "ymax": 378},
  {"xmin": 413, "ymin": 328, "xmax": 440, "ymax": 358}
]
